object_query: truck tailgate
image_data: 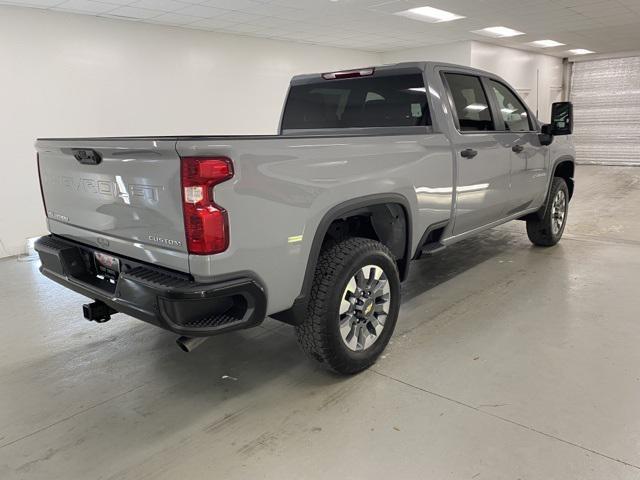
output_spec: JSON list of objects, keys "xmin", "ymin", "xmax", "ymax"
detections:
[{"xmin": 36, "ymin": 138, "xmax": 189, "ymax": 273}]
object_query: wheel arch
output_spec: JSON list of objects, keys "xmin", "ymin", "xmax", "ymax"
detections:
[
  {"xmin": 552, "ymin": 156, "xmax": 575, "ymax": 199},
  {"xmin": 271, "ymin": 193, "xmax": 412, "ymax": 326},
  {"xmin": 519, "ymin": 155, "xmax": 575, "ymax": 223}
]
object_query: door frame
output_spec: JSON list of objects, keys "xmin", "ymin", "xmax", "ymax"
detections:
[
  {"xmin": 437, "ymin": 67, "xmax": 547, "ymax": 232},
  {"xmin": 437, "ymin": 67, "xmax": 519, "ymax": 235},
  {"xmin": 482, "ymin": 77, "xmax": 549, "ymax": 214}
]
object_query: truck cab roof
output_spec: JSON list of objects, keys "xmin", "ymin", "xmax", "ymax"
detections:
[{"xmin": 289, "ymin": 61, "xmax": 505, "ymax": 86}]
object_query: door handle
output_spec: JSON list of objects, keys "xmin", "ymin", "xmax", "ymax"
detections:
[
  {"xmin": 512, "ymin": 144, "xmax": 524, "ymax": 154},
  {"xmin": 460, "ymin": 148, "xmax": 478, "ymax": 159}
]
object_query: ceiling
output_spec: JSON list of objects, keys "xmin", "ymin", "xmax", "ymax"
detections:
[{"xmin": 2, "ymin": 0, "xmax": 640, "ymax": 55}]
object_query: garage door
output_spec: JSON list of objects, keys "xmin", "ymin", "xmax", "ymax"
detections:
[{"xmin": 570, "ymin": 56, "xmax": 640, "ymax": 165}]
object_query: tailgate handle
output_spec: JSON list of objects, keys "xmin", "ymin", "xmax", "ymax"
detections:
[{"xmin": 73, "ymin": 148, "xmax": 102, "ymax": 165}]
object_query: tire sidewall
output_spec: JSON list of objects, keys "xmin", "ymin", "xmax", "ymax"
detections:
[{"xmin": 325, "ymin": 246, "xmax": 400, "ymax": 370}]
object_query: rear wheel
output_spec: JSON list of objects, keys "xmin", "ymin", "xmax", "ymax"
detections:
[
  {"xmin": 526, "ymin": 177, "xmax": 569, "ymax": 246},
  {"xmin": 295, "ymin": 237, "xmax": 400, "ymax": 374}
]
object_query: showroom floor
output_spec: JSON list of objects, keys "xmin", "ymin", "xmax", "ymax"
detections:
[{"xmin": 1, "ymin": 165, "xmax": 639, "ymax": 479}]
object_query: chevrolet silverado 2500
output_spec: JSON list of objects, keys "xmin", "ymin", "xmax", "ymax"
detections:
[{"xmin": 34, "ymin": 62, "xmax": 575, "ymax": 374}]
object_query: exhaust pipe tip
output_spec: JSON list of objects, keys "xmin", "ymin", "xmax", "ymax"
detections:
[{"xmin": 176, "ymin": 336, "xmax": 208, "ymax": 353}]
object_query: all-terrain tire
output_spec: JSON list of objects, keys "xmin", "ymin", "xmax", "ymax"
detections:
[{"xmin": 295, "ymin": 237, "xmax": 401, "ymax": 375}]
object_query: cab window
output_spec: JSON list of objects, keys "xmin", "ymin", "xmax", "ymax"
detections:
[
  {"xmin": 281, "ymin": 73, "xmax": 431, "ymax": 130},
  {"xmin": 488, "ymin": 80, "xmax": 532, "ymax": 132},
  {"xmin": 443, "ymin": 73, "xmax": 494, "ymax": 132}
]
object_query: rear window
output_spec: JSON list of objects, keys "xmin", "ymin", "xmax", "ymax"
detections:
[{"xmin": 281, "ymin": 73, "xmax": 431, "ymax": 130}]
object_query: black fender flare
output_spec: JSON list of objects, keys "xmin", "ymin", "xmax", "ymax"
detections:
[
  {"xmin": 525, "ymin": 155, "xmax": 575, "ymax": 221},
  {"xmin": 548, "ymin": 155, "xmax": 575, "ymax": 199},
  {"xmin": 271, "ymin": 193, "xmax": 412, "ymax": 325}
]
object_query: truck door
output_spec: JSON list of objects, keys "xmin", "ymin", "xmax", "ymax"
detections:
[
  {"xmin": 485, "ymin": 79, "xmax": 549, "ymax": 213},
  {"xmin": 442, "ymin": 72, "xmax": 512, "ymax": 235}
]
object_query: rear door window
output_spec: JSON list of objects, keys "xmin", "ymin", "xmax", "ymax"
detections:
[
  {"xmin": 443, "ymin": 73, "xmax": 494, "ymax": 132},
  {"xmin": 281, "ymin": 73, "xmax": 430, "ymax": 130}
]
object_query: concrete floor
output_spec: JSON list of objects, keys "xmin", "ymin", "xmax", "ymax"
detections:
[{"xmin": 1, "ymin": 165, "xmax": 640, "ymax": 479}]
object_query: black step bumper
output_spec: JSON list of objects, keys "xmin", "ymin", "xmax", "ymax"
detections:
[{"xmin": 34, "ymin": 235, "xmax": 267, "ymax": 337}]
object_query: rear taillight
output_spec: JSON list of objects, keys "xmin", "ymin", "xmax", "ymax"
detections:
[{"xmin": 180, "ymin": 157, "xmax": 233, "ymax": 255}]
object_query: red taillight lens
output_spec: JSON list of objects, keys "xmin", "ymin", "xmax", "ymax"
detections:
[{"xmin": 180, "ymin": 157, "xmax": 233, "ymax": 255}]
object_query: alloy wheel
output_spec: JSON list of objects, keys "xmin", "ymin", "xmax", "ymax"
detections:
[
  {"xmin": 338, "ymin": 264, "xmax": 391, "ymax": 351},
  {"xmin": 551, "ymin": 189, "xmax": 567, "ymax": 235}
]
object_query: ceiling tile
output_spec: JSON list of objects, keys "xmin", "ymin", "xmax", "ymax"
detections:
[
  {"xmin": 105, "ymin": 5, "xmax": 160, "ymax": 18},
  {"xmin": 1, "ymin": 0, "xmax": 67, "ymax": 6},
  {"xmin": 248, "ymin": 16, "xmax": 297, "ymax": 28},
  {"xmin": 53, "ymin": 0, "xmax": 118, "ymax": 14},
  {"xmin": 174, "ymin": 3, "xmax": 226, "ymax": 18},
  {"xmin": 270, "ymin": 0, "xmax": 337, "ymax": 9},
  {"xmin": 186, "ymin": 16, "xmax": 238, "ymax": 29},
  {"xmin": 214, "ymin": 10, "xmax": 262, "ymax": 23},
  {"xmin": 78, "ymin": 0, "xmax": 134, "ymax": 5},
  {"xmin": 148, "ymin": 11, "xmax": 199, "ymax": 24},
  {"xmin": 4, "ymin": 0, "xmax": 640, "ymax": 55},
  {"xmin": 129, "ymin": 0, "xmax": 187, "ymax": 12},
  {"xmin": 199, "ymin": 0, "xmax": 262, "ymax": 10}
]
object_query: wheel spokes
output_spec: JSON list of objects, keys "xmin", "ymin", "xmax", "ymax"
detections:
[
  {"xmin": 340, "ymin": 313, "xmax": 356, "ymax": 339},
  {"xmin": 338, "ymin": 264, "xmax": 392, "ymax": 352},
  {"xmin": 367, "ymin": 317, "xmax": 384, "ymax": 337},
  {"xmin": 344, "ymin": 320, "xmax": 359, "ymax": 348},
  {"xmin": 370, "ymin": 278, "xmax": 387, "ymax": 297},
  {"xmin": 551, "ymin": 190, "xmax": 567, "ymax": 235},
  {"xmin": 356, "ymin": 323, "xmax": 369, "ymax": 350},
  {"xmin": 340, "ymin": 277, "xmax": 357, "ymax": 314}
]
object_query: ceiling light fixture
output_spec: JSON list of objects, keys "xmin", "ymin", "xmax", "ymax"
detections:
[
  {"xmin": 569, "ymin": 48, "xmax": 595, "ymax": 55},
  {"xmin": 529, "ymin": 39, "xmax": 565, "ymax": 48},
  {"xmin": 472, "ymin": 26, "xmax": 525, "ymax": 38},
  {"xmin": 395, "ymin": 6, "xmax": 465, "ymax": 23}
]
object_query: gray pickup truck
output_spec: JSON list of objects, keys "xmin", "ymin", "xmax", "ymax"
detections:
[{"xmin": 34, "ymin": 62, "xmax": 575, "ymax": 374}]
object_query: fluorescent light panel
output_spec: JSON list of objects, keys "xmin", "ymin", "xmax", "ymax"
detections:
[
  {"xmin": 529, "ymin": 39, "xmax": 565, "ymax": 48},
  {"xmin": 472, "ymin": 26, "xmax": 525, "ymax": 38},
  {"xmin": 395, "ymin": 6, "xmax": 465, "ymax": 23},
  {"xmin": 569, "ymin": 49, "xmax": 595, "ymax": 55}
]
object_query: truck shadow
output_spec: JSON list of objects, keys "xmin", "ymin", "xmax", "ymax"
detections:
[
  {"xmin": 151, "ymin": 224, "xmax": 528, "ymax": 389},
  {"xmin": 92, "ymin": 220, "xmax": 525, "ymax": 433},
  {"xmin": 401, "ymin": 225, "xmax": 526, "ymax": 303}
]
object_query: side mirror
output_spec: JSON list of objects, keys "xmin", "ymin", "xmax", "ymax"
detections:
[
  {"xmin": 539, "ymin": 124, "xmax": 554, "ymax": 146},
  {"xmin": 550, "ymin": 101, "xmax": 573, "ymax": 136}
]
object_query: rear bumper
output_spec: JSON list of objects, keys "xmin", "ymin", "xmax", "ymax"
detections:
[{"xmin": 34, "ymin": 235, "xmax": 267, "ymax": 337}]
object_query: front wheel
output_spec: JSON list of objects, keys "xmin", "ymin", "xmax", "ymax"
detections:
[
  {"xmin": 295, "ymin": 237, "xmax": 401, "ymax": 374},
  {"xmin": 526, "ymin": 177, "xmax": 569, "ymax": 246}
]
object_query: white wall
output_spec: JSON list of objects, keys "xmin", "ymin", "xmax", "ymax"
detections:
[
  {"xmin": 469, "ymin": 41, "xmax": 564, "ymax": 122},
  {"xmin": 0, "ymin": 6, "xmax": 380, "ymax": 257},
  {"xmin": 381, "ymin": 41, "xmax": 472, "ymax": 65}
]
